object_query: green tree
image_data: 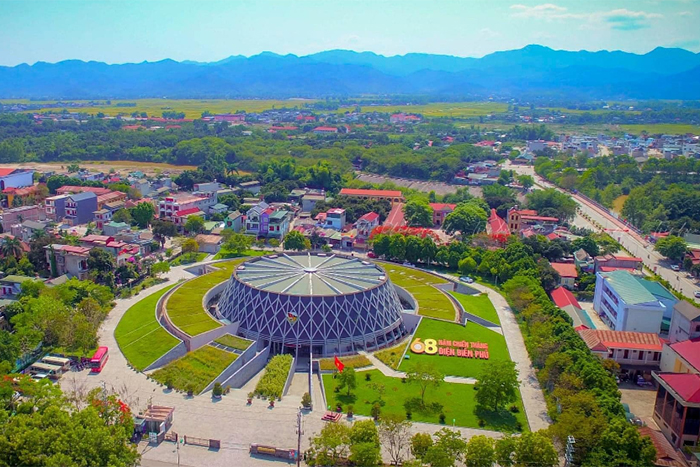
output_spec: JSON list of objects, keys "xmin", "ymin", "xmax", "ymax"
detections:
[
  {"xmin": 222, "ymin": 231, "xmax": 253, "ymax": 255},
  {"xmin": 571, "ymin": 236, "xmax": 600, "ymax": 257},
  {"xmin": 87, "ymin": 249, "xmax": 115, "ymax": 288},
  {"xmin": 372, "ymin": 234, "xmax": 391, "ymax": 258},
  {"xmin": 654, "ymin": 235, "xmax": 688, "ymax": 262},
  {"xmin": 513, "ymin": 432, "xmax": 558, "ymax": 467},
  {"xmin": 517, "ymin": 174, "xmax": 534, "ymax": 190},
  {"xmin": 283, "ymin": 230, "xmax": 310, "ymax": 251},
  {"xmin": 443, "ymin": 203, "xmax": 487, "ymax": 235},
  {"xmin": 425, "ymin": 428, "xmax": 467, "ymax": 467},
  {"xmin": 181, "ymin": 238, "xmax": 199, "ymax": 254},
  {"xmin": 404, "ymin": 200, "xmax": 434, "ymax": 227},
  {"xmin": 0, "ymin": 237, "xmax": 23, "ymax": 259},
  {"xmin": 130, "ymin": 202, "xmax": 156, "ymax": 228},
  {"xmin": 464, "ymin": 435, "xmax": 495, "ymax": 467},
  {"xmin": 494, "ymin": 436, "xmax": 517, "ymax": 467},
  {"xmin": 337, "ymin": 367, "xmax": 357, "ymax": 396},
  {"xmin": 526, "ymin": 188, "xmax": 577, "ymax": 222},
  {"xmin": 306, "ymin": 422, "xmax": 351, "ymax": 466},
  {"xmin": 475, "ymin": 360, "xmax": 519, "ymax": 412},
  {"xmin": 151, "ymin": 261, "xmax": 171, "ymax": 277},
  {"xmin": 378, "ymin": 414, "xmax": 412, "ymax": 466},
  {"xmin": 411, "ymin": 432, "xmax": 433, "ymax": 460},
  {"xmin": 111, "ymin": 209, "xmax": 132, "ymax": 225},
  {"xmin": 349, "ymin": 420, "xmax": 381, "ymax": 466},
  {"xmin": 152, "ymin": 220, "xmax": 178, "ymax": 239},
  {"xmin": 184, "ymin": 215, "xmax": 205, "ymax": 234},
  {"xmin": 406, "ymin": 361, "xmax": 444, "ymax": 405},
  {"xmin": 585, "ymin": 418, "xmax": 656, "ymax": 467}
]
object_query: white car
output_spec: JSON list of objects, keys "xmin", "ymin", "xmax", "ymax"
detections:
[
  {"xmin": 695, "ymin": 291, "xmax": 700, "ymax": 299},
  {"xmin": 671, "ymin": 265, "xmax": 680, "ymax": 272}
]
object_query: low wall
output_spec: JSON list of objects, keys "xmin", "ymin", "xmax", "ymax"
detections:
[
  {"xmin": 393, "ymin": 285, "xmax": 418, "ymax": 313},
  {"xmin": 454, "ymin": 283, "xmax": 480, "ymax": 295},
  {"xmin": 156, "ymin": 282, "xmax": 191, "ymax": 347},
  {"xmin": 221, "ymin": 346, "xmax": 270, "ymax": 389},
  {"xmin": 144, "ymin": 342, "xmax": 188, "ymax": 372},
  {"xmin": 188, "ymin": 322, "xmax": 239, "ymax": 352},
  {"xmin": 316, "ymin": 367, "xmax": 327, "ymax": 410},
  {"xmin": 202, "ymin": 281, "xmax": 228, "ymax": 319},
  {"xmin": 200, "ymin": 342, "xmax": 258, "ymax": 394},
  {"xmin": 282, "ymin": 356, "xmax": 298, "ymax": 397},
  {"xmin": 401, "ymin": 312, "xmax": 422, "ymax": 335}
]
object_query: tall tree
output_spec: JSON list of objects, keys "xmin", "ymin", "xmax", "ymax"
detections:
[
  {"xmin": 654, "ymin": 235, "xmax": 687, "ymax": 262},
  {"xmin": 130, "ymin": 202, "xmax": 156, "ymax": 228},
  {"xmin": 283, "ymin": 231, "xmax": 310, "ymax": 251},
  {"xmin": 443, "ymin": 203, "xmax": 487, "ymax": 235},
  {"xmin": 378, "ymin": 414, "xmax": 413, "ymax": 466},
  {"xmin": 475, "ymin": 360, "xmax": 519, "ymax": 412},
  {"xmin": 464, "ymin": 435, "xmax": 495, "ymax": 467},
  {"xmin": 404, "ymin": 200, "xmax": 434, "ymax": 227},
  {"xmin": 406, "ymin": 361, "xmax": 444, "ymax": 405}
]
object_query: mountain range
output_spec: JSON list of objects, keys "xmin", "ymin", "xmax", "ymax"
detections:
[{"xmin": 1, "ymin": 45, "xmax": 700, "ymax": 100}]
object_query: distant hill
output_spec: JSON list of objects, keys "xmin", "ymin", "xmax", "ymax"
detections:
[{"xmin": 1, "ymin": 45, "xmax": 699, "ymax": 100}]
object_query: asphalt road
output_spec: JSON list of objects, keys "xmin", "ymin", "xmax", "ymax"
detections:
[{"xmin": 504, "ymin": 161, "xmax": 700, "ymax": 302}]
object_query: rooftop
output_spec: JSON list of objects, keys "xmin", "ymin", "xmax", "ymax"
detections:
[
  {"xmin": 669, "ymin": 337, "xmax": 700, "ymax": 371},
  {"xmin": 551, "ymin": 286, "xmax": 582, "ymax": 310},
  {"xmin": 550, "ymin": 262, "xmax": 578, "ymax": 278},
  {"xmin": 339, "ymin": 188, "xmax": 403, "ymax": 198},
  {"xmin": 599, "ymin": 269, "xmax": 659, "ymax": 306},
  {"xmin": 429, "ymin": 203, "xmax": 456, "ymax": 211},
  {"xmin": 674, "ymin": 301, "xmax": 700, "ymax": 321},
  {"xmin": 235, "ymin": 253, "xmax": 387, "ymax": 297},
  {"xmin": 657, "ymin": 373, "xmax": 700, "ymax": 404},
  {"xmin": 576, "ymin": 328, "xmax": 664, "ymax": 352}
]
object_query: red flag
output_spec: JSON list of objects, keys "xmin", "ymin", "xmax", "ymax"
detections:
[{"xmin": 334, "ymin": 355, "xmax": 345, "ymax": 373}]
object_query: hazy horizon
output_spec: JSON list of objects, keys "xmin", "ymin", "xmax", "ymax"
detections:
[{"xmin": 1, "ymin": 0, "xmax": 698, "ymax": 66}]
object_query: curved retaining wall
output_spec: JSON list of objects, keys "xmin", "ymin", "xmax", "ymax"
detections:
[
  {"xmin": 393, "ymin": 285, "xmax": 418, "ymax": 313},
  {"xmin": 221, "ymin": 346, "xmax": 271, "ymax": 389}
]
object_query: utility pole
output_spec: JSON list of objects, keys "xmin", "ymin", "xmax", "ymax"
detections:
[
  {"xmin": 296, "ymin": 408, "xmax": 304, "ymax": 467},
  {"xmin": 564, "ymin": 435, "xmax": 576, "ymax": 467}
]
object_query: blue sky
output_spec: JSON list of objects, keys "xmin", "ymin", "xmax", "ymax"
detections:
[{"xmin": 0, "ymin": 0, "xmax": 698, "ymax": 66}]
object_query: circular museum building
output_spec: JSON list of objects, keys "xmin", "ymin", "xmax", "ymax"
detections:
[{"xmin": 216, "ymin": 253, "xmax": 407, "ymax": 357}]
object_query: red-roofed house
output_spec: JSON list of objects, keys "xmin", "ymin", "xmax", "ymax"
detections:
[
  {"xmin": 339, "ymin": 188, "xmax": 404, "ymax": 204},
  {"xmin": 577, "ymin": 328, "xmax": 663, "ymax": 378},
  {"xmin": 637, "ymin": 426, "xmax": 689, "ymax": 467},
  {"xmin": 661, "ymin": 338, "xmax": 700, "ymax": 375},
  {"xmin": 356, "ymin": 212, "xmax": 380, "ymax": 238},
  {"xmin": 313, "ymin": 126, "xmax": 338, "ymax": 134},
  {"xmin": 507, "ymin": 206, "xmax": 559, "ymax": 234},
  {"xmin": 550, "ymin": 262, "xmax": 578, "ymax": 289},
  {"xmin": 594, "ymin": 254, "xmax": 644, "ymax": 274},
  {"xmin": 173, "ymin": 207, "xmax": 204, "ymax": 228},
  {"xmin": 429, "ymin": 203, "xmax": 456, "ymax": 227},
  {"xmin": 652, "ymin": 372, "xmax": 700, "ymax": 448},
  {"xmin": 56, "ymin": 185, "xmax": 112, "ymax": 196},
  {"xmin": 486, "ymin": 209, "xmax": 510, "ymax": 242}
]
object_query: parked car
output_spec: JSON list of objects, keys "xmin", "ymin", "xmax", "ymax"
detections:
[
  {"xmin": 695, "ymin": 291, "xmax": 700, "ymax": 299},
  {"xmin": 367, "ymin": 251, "xmax": 377, "ymax": 258},
  {"xmin": 671, "ymin": 264, "xmax": 680, "ymax": 271},
  {"xmin": 459, "ymin": 276, "xmax": 474, "ymax": 284}
]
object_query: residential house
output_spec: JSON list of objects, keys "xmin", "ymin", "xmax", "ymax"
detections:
[
  {"xmin": 93, "ymin": 209, "xmax": 112, "ymax": 230},
  {"xmin": 526, "ymin": 140, "xmax": 547, "ymax": 152},
  {"xmin": 267, "ymin": 210, "xmax": 291, "ymax": 238},
  {"xmin": 194, "ymin": 234, "xmax": 223, "ymax": 254},
  {"xmin": 660, "ymin": 338, "xmax": 700, "ymax": 375},
  {"xmin": 652, "ymin": 372, "xmax": 700, "ymax": 448},
  {"xmin": 44, "ymin": 194, "xmax": 70, "ymax": 221},
  {"xmin": 574, "ymin": 248, "xmax": 594, "ymax": 272},
  {"xmin": 212, "ymin": 113, "xmax": 245, "ymax": 123},
  {"xmin": 13, "ymin": 220, "xmax": 49, "ymax": 242},
  {"xmin": 302, "ymin": 192, "xmax": 325, "ymax": 212},
  {"xmin": 313, "ymin": 126, "xmax": 338, "ymax": 134},
  {"xmin": 593, "ymin": 270, "xmax": 672, "ymax": 333},
  {"xmin": 172, "ymin": 207, "xmax": 205, "ymax": 230},
  {"xmin": 551, "ymin": 286, "xmax": 589, "ymax": 328},
  {"xmin": 354, "ymin": 212, "xmax": 380, "ymax": 250},
  {"xmin": 669, "ymin": 302, "xmax": 700, "ymax": 344},
  {"xmin": 576, "ymin": 327, "xmax": 663, "ymax": 379},
  {"xmin": 80, "ymin": 235, "xmax": 139, "ymax": 266},
  {"xmin": 389, "ymin": 113, "xmax": 421, "ymax": 124},
  {"xmin": 429, "ymin": 203, "xmax": 456, "ymax": 227},
  {"xmin": 507, "ymin": 206, "xmax": 559, "ymax": 235},
  {"xmin": 103, "ymin": 221, "xmax": 130, "ymax": 236},
  {"xmin": 0, "ymin": 168, "xmax": 34, "ymax": 190},
  {"xmin": 338, "ymin": 188, "xmax": 404, "ymax": 205},
  {"xmin": 45, "ymin": 244, "xmax": 90, "ymax": 280},
  {"xmin": 550, "ymin": 262, "xmax": 578, "ymax": 289},
  {"xmin": 594, "ymin": 254, "xmax": 644, "ymax": 274},
  {"xmin": 209, "ymin": 203, "xmax": 229, "ymax": 216},
  {"xmin": 0, "ymin": 205, "xmax": 45, "ymax": 231},
  {"xmin": 193, "ymin": 182, "xmax": 222, "ymax": 193},
  {"xmin": 96, "ymin": 191, "xmax": 127, "ymax": 209},
  {"xmin": 486, "ymin": 209, "xmax": 510, "ymax": 241},
  {"xmin": 159, "ymin": 193, "xmax": 216, "ymax": 221},
  {"xmin": 3, "ymin": 184, "xmax": 44, "ymax": 207},
  {"xmin": 225, "ymin": 211, "xmax": 243, "ymax": 231},
  {"xmin": 56, "ymin": 185, "xmax": 111, "ymax": 196},
  {"xmin": 637, "ymin": 426, "xmax": 690, "ymax": 467},
  {"xmin": 0, "ymin": 275, "xmax": 40, "ymax": 298},
  {"xmin": 245, "ymin": 202, "xmax": 270, "ymax": 236},
  {"xmin": 323, "ymin": 208, "xmax": 346, "ymax": 230},
  {"xmin": 65, "ymin": 192, "xmax": 98, "ymax": 225},
  {"xmin": 238, "ymin": 181, "xmax": 261, "ymax": 195}
]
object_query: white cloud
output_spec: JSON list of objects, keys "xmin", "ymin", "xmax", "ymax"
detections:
[
  {"xmin": 678, "ymin": 10, "xmax": 694, "ymax": 16},
  {"xmin": 509, "ymin": 4, "xmax": 663, "ymax": 30},
  {"xmin": 479, "ymin": 28, "xmax": 501, "ymax": 38}
]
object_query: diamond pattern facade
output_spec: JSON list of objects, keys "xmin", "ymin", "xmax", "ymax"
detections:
[{"xmin": 217, "ymin": 254, "xmax": 407, "ymax": 356}]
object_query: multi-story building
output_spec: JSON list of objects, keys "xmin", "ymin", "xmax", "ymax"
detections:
[
  {"xmin": 507, "ymin": 206, "xmax": 559, "ymax": 234},
  {"xmin": 593, "ymin": 270, "xmax": 672, "ymax": 333},
  {"xmin": 429, "ymin": 203, "xmax": 456, "ymax": 227},
  {"xmin": 159, "ymin": 193, "xmax": 216, "ymax": 221},
  {"xmin": 225, "ymin": 211, "xmax": 243, "ymax": 231},
  {"xmin": 338, "ymin": 188, "xmax": 404, "ymax": 205},
  {"xmin": 652, "ymin": 372, "xmax": 700, "ymax": 448},
  {"xmin": 302, "ymin": 192, "xmax": 325, "ymax": 212},
  {"xmin": 1, "ymin": 205, "xmax": 45, "ymax": 232},
  {"xmin": 172, "ymin": 207, "xmax": 205, "ymax": 229},
  {"xmin": 45, "ymin": 244, "xmax": 90, "ymax": 280},
  {"xmin": 323, "ymin": 208, "xmax": 346, "ymax": 230},
  {"xmin": 577, "ymin": 327, "xmax": 663, "ymax": 379},
  {"xmin": 669, "ymin": 302, "xmax": 700, "ymax": 344},
  {"xmin": 56, "ymin": 185, "xmax": 112, "ymax": 196},
  {"xmin": 0, "ymin": 275, "xmax": 40, "ymax": 298},
  {"xmin": 660, "ymin": 337, "xmax": 700, "ymax": 375},
  {"xmin": 93, "ymin": 208, "xmax": 112, "ymax": 230},
  {"xmin": 0, "ymin": 168, "xmax": 34, "ymax": 190},
  {"xmin": 594, "ymin": 254, "xmax": 644, "ymax": 274},
  {"xmin": 354, "ymin": 212, "xmax": 380, "ymax": 250},
  {"xmin": 245, "ymin": 202, "xmax": 270, "ymax": 236},
  {"xmin": 65, "ymin": 192, "xmax": 98, "ymax": 226},
  {"xmin": 266, "ymin": 210, "xmax": 291, "ymax": 238},
  {"xmin": 96, "ymin": 191, "xmax": 127, "ymax": 209},
  {"xmin": 44, "ymin": 194, "xmax": 70, "ymax": 221}
]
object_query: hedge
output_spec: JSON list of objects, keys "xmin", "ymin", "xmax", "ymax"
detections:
[{"xmin": 254, "ymin": 354, "xmax": 294, "ymax": 399}]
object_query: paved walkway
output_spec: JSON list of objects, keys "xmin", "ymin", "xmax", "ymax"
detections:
[{"xmin": 361, "ymin": 351, "xmax": 478, "ymax": 384}]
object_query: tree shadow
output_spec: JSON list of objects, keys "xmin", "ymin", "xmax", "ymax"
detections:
[{"xmin": 475, "ymin": 407, "xmax": 521, "ymax": 432}]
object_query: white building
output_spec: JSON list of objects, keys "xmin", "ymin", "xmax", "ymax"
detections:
[
  {"xmin": 669, "ymin": 301, "xmax": 700, "ymax": 344},
  {"xmin": 526, "ymin": 140, "xmax": 546, "ymax": 152},
  {"xmin": 159, "ymin": 193, "xmax": 216, "ymax": 221},
  {"xmin": 593, "ymin": 270, "xmax": 670, "ymax": 334}
]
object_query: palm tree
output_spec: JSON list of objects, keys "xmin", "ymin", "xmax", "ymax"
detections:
[
  {"xmin": 1, "ymin": 236, "xmax": 24, "ymax": 259},
  {"xmin": 31, "ymin": 229, "xmax": 48, "ymax": 242}
]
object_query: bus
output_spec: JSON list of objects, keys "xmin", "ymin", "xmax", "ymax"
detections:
[
  {"xmin": 90, "ymin": 347, "xmax": 109, "ymax": 373},
  {"xmin": 28, "ymin": 362, "xmax": 62, "ymax": 379},
  {"xmin": 41, "ymin": 356, "xmax": 71, "ymax": 372}
]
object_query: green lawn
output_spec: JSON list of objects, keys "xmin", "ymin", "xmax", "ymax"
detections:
[
  {"xmin": 212, "ymin": 248, "xmax": 270, "ymax": 260},
  {"xmin": 151, "ymin": 345, "xmax": 237, "ymax": 393},
  {"xmin": 167, "ymin": 259, "xmax": 247, "ymax": 336},
  {"xmin": 399, "ymin": 318, "xmax": 510, "ymax": 379},
  {"xmin": 214, "ymin": 334, "xmax": 252, "ymax": 351},
  {"xmin": 374, "ymin": 342, "xmax": 409, "ymax": 370},
  {"xmin": 115, "ymin": 284, "xmax": 179, "ymax": 370},
  {"xmin": 170, "ymin": 252, "xmax": 207, "ymax": 266},
  {"xmin": 449, "ymin": 291, "xmax": 500, "ymax": 326},
  {"xmin": 319, "ymin": 355, "xmax": 372, "ymax": 371},
  {"xmin": 382, "ymin": 264, "xmax": 456, "ymax": 321},
  {"xmin": 323, "ymin": 369, "xmax": 526, "ymax": 431},
  {"xmin": 618, "ymin": 123, "xmax": 700, "ymax": 136}
]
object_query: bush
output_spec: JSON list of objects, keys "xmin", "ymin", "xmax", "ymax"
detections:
[
  {"xmin": 371, "ymin": 402, "xmax": 381, "ymax": 420},
  {"xmin": 301, "ymin": 392, "xmax": 312, "ymax": 408},
  {"xmin": 253, "ymin": 354, "xmax": 293, "ymax": 399},
  {"xmin": 212, "ymin": 382, "xmax": 223, "ymax": 397},
  {"xmin": 406, "ymin": 410, "xmax": 412, "ymax": 420},
  {"xmin": 365, "ymin": 373, "xmax": 371, "ymax": 381},
  {"xmin": 347, "ymin": 405, "xmax": 354, "ymax": 417},
  {"xmin": 374, "ymin": 342, "xmax": 409, "ymax": 369},
  {"xmin": 318, "ymin": 355, "xmax": 372, "ymax": 371},
  {"xmin": 439, "ymin": 413, "xmax": 446, "ymax": 424},
  {"xmin": 478, "ymin": 419, "xmax": 486, "ymax": 427},
  {"xmin": 509, "ymin": 405, "xmax": 519, "ymax": 413}
]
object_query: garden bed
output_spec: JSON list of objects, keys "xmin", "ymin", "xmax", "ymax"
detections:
[
  {"xmin": 374, "ymin": 342, "xmax": 409, "ymax": 370},
  {"xmin": 151, "ymin": 345, "xmax": 237, "ymax": 394},
  {"xmin": 254, "ymin": 354, "xmax": 294, "ymax": 399},
  {"xmin": 319, "ymin": 355, "xmax": 372, "ymax": 371},
  {"xmin": 214, "ymin": 334, "xmax": 253, "ymax": 352}
]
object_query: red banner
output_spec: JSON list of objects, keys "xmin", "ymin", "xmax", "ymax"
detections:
[{"xmin": 334, "ymin": 356, "xmax": 345, "ymax": 373}]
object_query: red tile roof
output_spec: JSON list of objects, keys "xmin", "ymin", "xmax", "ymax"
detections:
[
  {"xmin": 658, "ymin": 373, "xmax": 700, "ymax": 404},
  {"xmin": 0, "ymin": 168, "xmax": 17, "ymax": 176},
  {"xmin": 577, "ymin": 328, "xmax": 664, "ymax": 352},
  {"xmin": 174, "ymin": 207, "xmax": 203, "ymax": 217},
  {"xmin": 550, "ymin": 262, "xmax": 578, "ymax": 278},
  {"xmin": 429, "ymin": 203, "xmax": 457, "ymax": 212},
  {"xmin": 551, "ymin": 286, "xmax": 582, "ymax": 310},
  {"xmin": 358, "ymin": 212, "xmax": 379, "ymax": 223},
  {"xmin": 487, "ymin": 209, "xmax": 510, "ymax": 237},
  {"xmin": 669, "ymin": 337, "xmax": 700, "ymax": 371},
  {"xmin": 313, "ymin": 126, "xmax": 338, "ymax": 132},
  {"xmin": 383, "ymin": 203, "xmax": 406, "ymax": 228},
  {"xmin": 57, "ymin": 186, "xmax": 112, "ymax": 195},
  {"xmin": 340, "ymin": 188, "xmax": 403, "ymax": 198},
  {"xmin": 638, "ymin": 426, "xmax": 688, "ymax": 467}
]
